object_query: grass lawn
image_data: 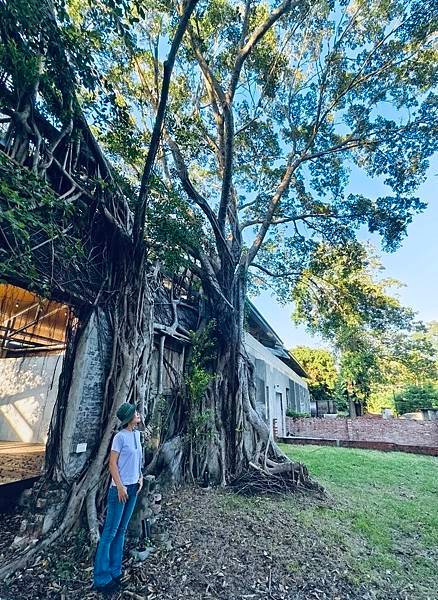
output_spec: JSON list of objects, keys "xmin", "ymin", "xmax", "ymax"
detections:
[{"xmin": 280, "ymin": 444, "xmax": 438, "ymax": 598}]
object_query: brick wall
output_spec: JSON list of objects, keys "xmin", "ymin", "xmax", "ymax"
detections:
[{"xmin": 286, "ymin": 416, "xmax": 438, "ymax": 448}]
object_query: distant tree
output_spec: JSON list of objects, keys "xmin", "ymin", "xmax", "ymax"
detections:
[
  {"xmin": 424, "ymin": 322, "xmax": 438, "ymax": 352},
  {"xmin": 291, "ymin": 346, "xmax": 338, "ymax": 403},
  {"xmin": 366, "ymin": 390, "xmax": 395, "ymax": 414},
  {"xmin": 293, "ymin": 244, "xmax": 437, "ymax": 412},
  {"xmin": 410, "ymin": 321, "xmax": 438, "ymax": 377},
  {"xmin": 364, "ymin": 320, "xmax": 438, "ymax": 413},
  {"xmin": 333, "ymin": 377, "xmax": 350, "ymax": 414},
  {"xmin": 394, "ymin": 383, "xmax": 438, "ymax": 415},
  {"xmin": 337, "ymin": 347, "xmax": 377, "ymax": 414}
]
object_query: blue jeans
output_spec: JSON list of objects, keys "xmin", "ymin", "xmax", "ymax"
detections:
[{"xmin": 93, "ymin": 483, "xmax": 138, "ymax": 586}]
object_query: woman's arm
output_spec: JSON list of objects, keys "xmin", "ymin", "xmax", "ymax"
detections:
[
  {"xmin": 109, "ymin": 450, "xmax": 128, "ymax": 503},
  {"xmin": 137, "ymin": 430, "xmax": 143, "ymax": 495}
]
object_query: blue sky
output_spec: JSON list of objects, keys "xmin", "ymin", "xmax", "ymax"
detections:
[{"xmin": 253, "ymin": 154, "xmax": 438, "ymax": 350}]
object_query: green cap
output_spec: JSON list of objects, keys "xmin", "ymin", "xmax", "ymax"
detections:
[{"xmin": 116, "ymin": 403, "xmax": 136, "ymax": 426}]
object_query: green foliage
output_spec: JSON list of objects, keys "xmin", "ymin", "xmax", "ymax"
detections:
[
  {"xmin": 186, "ymin": 363, "xmax": 212, "ymax": 405},
  {"xmin": 0, "ymin": 38, "xmax": 41, "ymax": 91},
  {"xmin": 185, "ymin": 321, "xmax": 217, "ymax": 442},
  {"xmin": 36, "ymin": 0, "xmax": 436, "ymax": 307},
  {"xmin": 333, "ymin": 377, "xmax": 349, "ymax": 414},
  {"xmin": 292, "ymin": 245, "xmax": 437, "ymax": 409},
  {"xmin": 292, "ymin": 346, "xmax": 338, "ymax": 403},
  {"xmin": 0, "ymin": 152, "xmax": 84, "ymax": 290},
  {"xmin": 366, "ymin": 387, "xmax": 396, "ymax": 415},
  {"xmin": 187, "ymin": 321, "xmax": 217, "ymax": 385},
  {"xmin": 1, "ymin": 0, "xmax": 97, "ymax": 108},
  {"xmin": 285, "ymin": 410, "xmax": 310, "ymax": 419},
  {"xmin": 394, "ymin": 383, "xmax": 438, "ymax": 415},
  {"xmin": 292, "ymin": 243, "xmax": 415, "ymax": 339},
  {"xmin": 0, "ymin": 0, "xmax": 200, "ymax": 285},
  {"xmin": 424, "ymin": 321, "xmax": 438, "ymax": 352},
  {"xmin": 338, "ymin": 347, "xmax": 377, "ymax": 407},
  {"xmin": 146, "ymin": 177, "xmax": 205, "ymax": 273}
]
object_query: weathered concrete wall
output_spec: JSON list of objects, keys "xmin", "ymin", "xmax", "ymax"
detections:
[
  {"xmin": 0, "ymin": 312, "xmax": 113, "ymax": 479},
  {"xmin": 0, "ymin": 355, "xmax": 63, "ymax": 443},
  {"xmin": 245, "ymin": 333, "xmax": 310, "ymax": 436}
]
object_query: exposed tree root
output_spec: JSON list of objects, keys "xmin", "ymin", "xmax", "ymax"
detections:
[{"xmin": 230, "ymin": 460, "xmax": 320, "ymax": 496}]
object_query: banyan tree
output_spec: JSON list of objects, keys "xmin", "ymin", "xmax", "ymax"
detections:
[{"xmin": 1, "ymin": 0, "xmax": 436, "ymax": 577}]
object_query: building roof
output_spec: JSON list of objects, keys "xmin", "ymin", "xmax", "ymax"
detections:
[
  {"xmin": 0, "ymin": 284, "xmax": 69, "ymax": 356},
  {"xmin": 246, "ymin": 301, "xmax": 308, "ymax": 378}
]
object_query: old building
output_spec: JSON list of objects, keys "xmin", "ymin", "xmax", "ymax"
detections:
[
  {"xmin": 0, "ymin": 282, "xmax": 310, "ymax": 483},
  {"xmin": 245, "ymin": 302, "xmax": 310, "ymax": 437}
]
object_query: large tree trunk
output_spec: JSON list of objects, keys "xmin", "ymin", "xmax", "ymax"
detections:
[
  {"xmin": 0, "ymin": 0, "xmax": 200, "ymax": 577},
  {"xmin": 0, "ymin": 261, "xmax": 156, "ymax": 578},
  {"xmin": 148, "ymin": 275, "xmax": 312, "ymax": 490}
]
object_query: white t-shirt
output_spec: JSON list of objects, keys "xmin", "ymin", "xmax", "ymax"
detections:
[{"xmin": 111, "ymin": 429, "xmax": 142, "ymax": 486}]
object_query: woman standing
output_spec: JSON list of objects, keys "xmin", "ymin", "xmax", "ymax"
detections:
[{"xmin": 93, "ymin": 403, "xmax": 143, "ymax": 593}]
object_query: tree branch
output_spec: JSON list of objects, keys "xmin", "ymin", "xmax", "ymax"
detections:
[
  {"xmin": 219, "ymin": 0, "xmax": 298, "ymax": 236},
  {"xmin": 133, "ymin": 0, "xmax": 200, "ymax": 246},
  {"xmin": 312, "ymin": 12, "xmax": 418, "ymax": 140},
  {"xmin": 187, "ymin": 23, "xmax": 229, "ymax": 233},
  {"xmin": 244, "ymin": 159, "xmax": 298, "ymax": 267},
  {"xmin": 250, "ymin": 263, "xmax": 300, "ymax": 279},
  {"xmin": 228, "ymin": 0, "xmax": 299, "ymax": 102},
  {"xmin": 165, "ymin": 134, "xmax": 232, "ymax": 263},
  {"xmin": 184, "ymin": 244, "xmax": 234, "ymax": 310},
  {"xmin": 240, "ymin": 212, "xmax": 340, "ymax": 231}
]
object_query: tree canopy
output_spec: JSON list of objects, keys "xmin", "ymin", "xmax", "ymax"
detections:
[
  {"xmin": 2, "ymin": 0, "xmax": 437, "ymax": 415},
  {"xmin": 291, "ymin": 346, "xmax": 337, "ymax": 403},
  {"xmin": 20, "ymin": 0, "xmax": 435, "ymax": 313},
  {"xmin": 291, "ymin": 243, "xmax": 436, "ymax": 404},
  {"xmin": 393, "ymin": 383, "xmax": 438, "ymax": 415}
]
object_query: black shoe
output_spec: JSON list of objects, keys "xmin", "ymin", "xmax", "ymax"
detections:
[{"xmin": 92, "ymin": 579, "xmax": 118, "ymax": 594}]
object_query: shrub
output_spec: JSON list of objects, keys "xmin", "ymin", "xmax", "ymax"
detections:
[
  {"xmin": 286, "ymin": 409, "xmax": 310, "ymax": 418},
  {"xmin": 394, "ymin": 384, "xmax": 438, "ymax": 415}
]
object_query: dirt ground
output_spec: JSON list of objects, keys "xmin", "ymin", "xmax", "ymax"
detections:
[
  {"xmin": 0, "ymin": 442, "xmax": 44, "ymax": 485},
  {"xmin": 0, "ymin": 486, "xmax": 428, "ymax": 600}
]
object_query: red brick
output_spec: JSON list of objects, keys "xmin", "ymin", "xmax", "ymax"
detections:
[{"xmin": 285, "ymin": 417, "xmax": 438, "ymax": 448}]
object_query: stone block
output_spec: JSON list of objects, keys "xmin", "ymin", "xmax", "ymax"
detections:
[
  {"xmin": 19, "ymin": 519, "xmax": 28, "ymax": 533},
  {"xmin": 131, "ymin": 547, "xmax": 155, "ymax": 562},
  {"xmin": 12, "ymin": 536, "xmax": 25, "ymax": 548}
]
